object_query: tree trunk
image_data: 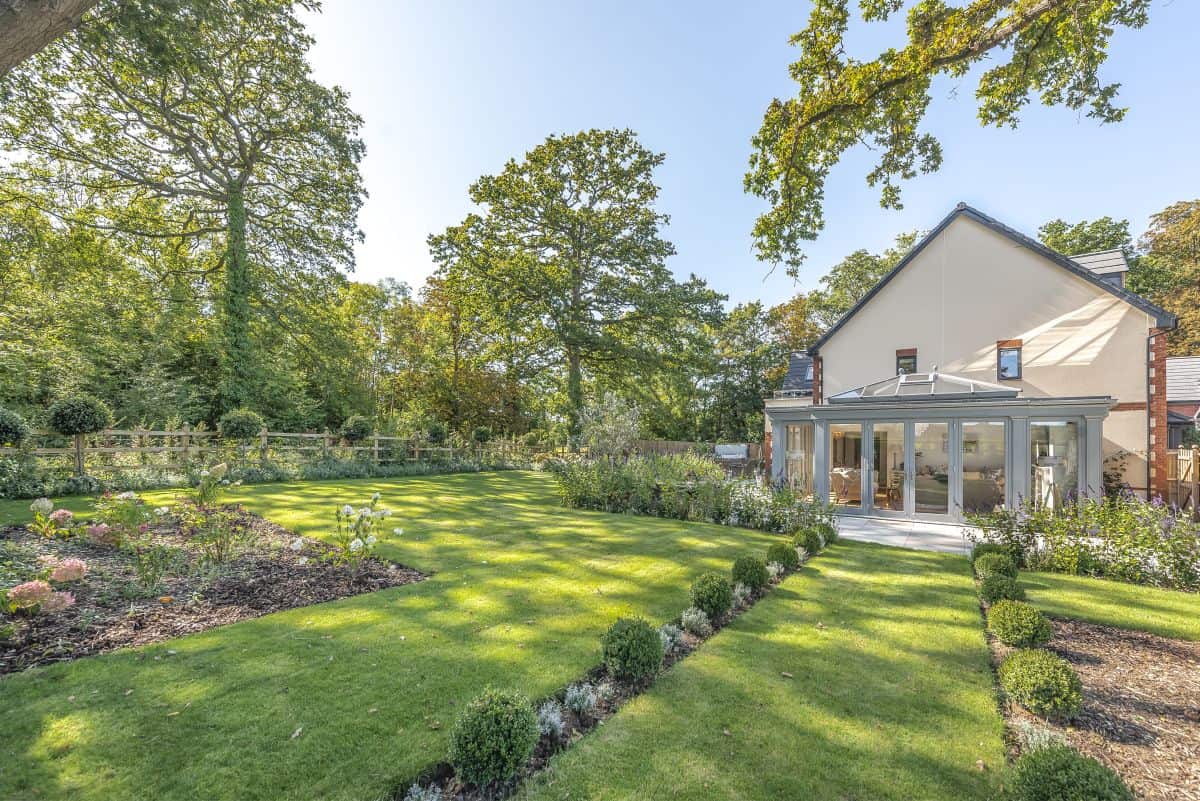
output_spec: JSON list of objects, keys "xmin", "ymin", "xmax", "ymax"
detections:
[
  {"xmin": 566, "ymin": 346, "xmax": 582, "ymax": 451},
  {"xmin": 220, "ymin": 186, "xmax": 254, "ymax": 410},
  {"xmin": 0, "ymin": 0, "xmax": 99, "ymax": 78}
]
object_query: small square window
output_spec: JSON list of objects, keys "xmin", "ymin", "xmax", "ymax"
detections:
[
  {"xmin": 998, "ymin": 347, "xmax": 1022, "ymax": 380},
  {"xmin": 896, "ymin": 354, "xmax": 917, "ymax": 375}
]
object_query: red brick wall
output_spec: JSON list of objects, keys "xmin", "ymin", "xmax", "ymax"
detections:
[
  {"xmin": 812, "ymin": 355, "xmax": 823, "ymax": 405},
  {"xmin": 763, "ymin": 426, "xmax": 772, "ymax": 476},
  {"xmin": 1149, "ymin": 327, "xmax": 1170, "ymax": 499}
]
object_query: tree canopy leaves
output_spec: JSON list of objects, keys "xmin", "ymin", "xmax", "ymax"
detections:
[{"xmin": 746, "ymin": 0, "xmax": 1151, "ymax": 273}]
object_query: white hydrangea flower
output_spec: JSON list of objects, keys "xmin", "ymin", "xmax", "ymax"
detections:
[
  {"xmin": 290, "ymin": 538, "xmax": 304, "ymax": 552},
  {"xmin": 155, "ymin": 507, "xmax": 170, "ymax": 516},
  {"xmin": 371, "ymin": 492, "xmax": 381, "ymax": 502},
  {"xmin": 116, "ymin": 491, "xmax": 137, "ymax": 500},
  {"xmin": 358, "ymin": 507, "xmax": 371, "ymax": 518},
  {"xmin": 392, "ymin": 527, "xmax": 404, "ymax": 536},
  {"xmin": 348, "ymin": 538, "xmax": 364, "ymax": 552},
  {"xmin": 341, "ymin": 504, "xmax": 354, "ymax": 516},
  {"xmin": 381, "ymin": 509, "xmax": 392, "ymax": 518},
  {"xmin": 365, "ymin": 535, "xmax": 377, "ymax": 546},
  {"xmin": 30, "ymin": 497, "xmax": 53, "ymax": 515}
]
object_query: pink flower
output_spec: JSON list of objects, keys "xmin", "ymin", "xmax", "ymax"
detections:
[
  {"xmin": 49, "ymin": 558, "xmax": 88, "ymax": 583},
  {"xmin": 86, "ymin": 523, "xmax": 119, "ymax": 546},
  {"xmin": 41, "ymin": 592, "xmax": 75, "ymax": 613},
  {"xmin": 6, "ymin": 580, "xmax": 54, "ymax": 609},
  {"xmin": 49, "ymin": 509, "xmax": 74, "ymax": 525}
]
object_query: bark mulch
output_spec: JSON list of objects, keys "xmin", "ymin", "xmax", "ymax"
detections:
[
  {"xmin": 1, "ymin": 509, "xmax": 424, "ymax": 675},
  {"xmin": 995, "ymin": 618, "xmax": 1200, "ymax": 801}
]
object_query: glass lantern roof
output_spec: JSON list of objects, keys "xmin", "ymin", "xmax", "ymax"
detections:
[{"xmin": 827, "ymin": 368, "xmax": 1020, "ymax": 403}]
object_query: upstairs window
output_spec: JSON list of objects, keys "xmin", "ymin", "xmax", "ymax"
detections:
[
  {"xmin": 997, "ymin": 342, "xmax": 1022, "ymax": 380},
  {"xmin": 896, "ymin": 349, "xmax": 917, "ymax": 375}
]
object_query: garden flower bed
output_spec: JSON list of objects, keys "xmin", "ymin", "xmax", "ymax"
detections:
[
  {"xmin": 990, "ymin": 619, "xmax": 1200, "ymax": 801},
  {"xmin": 1, "ymin": 504, "xmax": 424, "ymax": 674}
]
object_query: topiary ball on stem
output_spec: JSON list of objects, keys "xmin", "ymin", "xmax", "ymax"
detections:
[
  {"xmin": 999, "ymin": 649, "xmax": 1083, "ymax": 721},
  {"xmin": 219, "ymin": 408, "xmax": 265, "ymax": 442},
  {"xmin": 601, "ymin": 617, "xmax": 664, "ymax": 683},
  {"xmin": 731, "ymin": 555, "xmax": 769, "ymax": 591},
  {"xmin": 339, "ymin": 415, "xmax": 373, "ymax": 443},
  {"xmin": 48, "ymin": 395, "xmax": 112, "ymax": 436},
  {"xmin": 0, "ymin": 407, "xmax": 30, "ymax": 447},
  {"xmin": 689, "ymin": 572, "xmax": 733, "ymax": 621},
  {"xmin": 447, "ymin": 687, "xmax": 539, "ymax": 787}
]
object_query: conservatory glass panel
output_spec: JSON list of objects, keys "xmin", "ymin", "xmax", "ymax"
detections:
[
  {"xmin": 962, "ymin": 421, "xmax": 1006, "ymax": 514},
  {"xmin": 828, "ymin": 423, "xmax": 862, "ymax": 508},
  {"xmin": 785, "ymin": 423, "xmax": 815, "ymax": 500},
  {"xmin": 1031, "ymin": 421, "xmax": 1078, "ymax": 510},
  {"xmin": 871, "ymin": 422, "xmax": 905, "ymax": 512},
  {"xmin": 914, "ymin": 422, "xmax": 949, "ymax": 514}
]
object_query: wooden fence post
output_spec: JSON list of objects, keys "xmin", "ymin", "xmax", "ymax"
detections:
[
  {"xmin": 259, "ymin": 426, "xmax": 269, "ymax": 464},
  {"xmin": 373, "ymin": 434, "xmax": 380, "ymax": 465},
  {"xmin": 181, "ymin": 423, "xmax": 191, "ymax": 469},
  {"xmin": 1191, "ymin": 448, "xmax": 1199, "ymax": 522}
]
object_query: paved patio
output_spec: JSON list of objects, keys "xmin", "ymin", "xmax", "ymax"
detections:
[{"xmin": 836, "ymin": 515, "xmax": 979, "ymax": 555}]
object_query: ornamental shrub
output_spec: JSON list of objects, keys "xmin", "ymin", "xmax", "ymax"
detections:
[
  {"xmin": 601, "ymin": 617, "xmax": 663, "ymax": 682},
  {"xmin": 689, "ymin": 572, "xmax": 733, "ymax": 620},
  {"xmin": 970, "ymin": 541, "xmax": 1021, "ymax": 566},
  {"xmin": 793, "ymin": 528, "xmax": 823, "ymax": 556},
  {"xmin": 980, "ymin": 573, "xmax": 1025, "ymax": 604},
  {"xmin": 48, "ymin": 395, "xmax": 111, "ymax": 436},
  {"xmin": 766, "ymin": 542, "xmax": 800, "ymax": 570},
  {"xmin": 536, "ymin": 700, "xmax": 565, "ymax": 740},
  {"xmin": 988, "ymin": 600, "xmax": 1054, "ymax": 647},
  {"xmin": 659, "ymin": 623, "xmax": 684, "ymax": 653},
  {"xmin": 339, "ymin": 415, "xmax": 372, "ymax": 443},
  {"xmin": 447, "ymin": 687, "xmax": 539, "ymax": 786},
  {"xmin": 426, "ymin": 421, "xmax": 448, "ymax": 445},
  {"xmin": 1005, "ymin": 745, "xmax": 1133, "ymax": 801},
  {"xmin": 219, "ymin": 409, "xmax": 264, "ymax": 442},
  {"xmin": 471, "ymin": 426, "xmax": 492, "ymax": 444},
  {"xmin": 999, "ymin": 649, "xmax": 1083, "ymax": 720},
  {"xmin": 732, "ymin": 556, "xmax": 769, "ymax": 591},
  {"xmin": 974, "ymin": 552, "xmax": 1018, "ymax": 580},
  {"xmin": 679, "ymin": 605, "xmax": 712, "ymax": 637},
  {"xmin": 815, "ymin": 520, "xmax": 837, "ymax": 545},
  {"xmin": 0, "ymin": 407, "xmax": 30, "ymax": 446},
  {"xmin": 563, "ymin": 683, "xmax": 597, "ymax": 717}
]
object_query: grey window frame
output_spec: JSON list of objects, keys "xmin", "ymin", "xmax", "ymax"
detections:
[{"xmin": 896, "ymin": 353, "xmax": 917, "ymax": 375}]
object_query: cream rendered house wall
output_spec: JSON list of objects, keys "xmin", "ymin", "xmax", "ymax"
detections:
[{"xmin": 817, "ymin": 215, "xmax": 1152, "ymax": 491}]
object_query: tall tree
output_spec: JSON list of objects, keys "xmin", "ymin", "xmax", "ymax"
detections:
[
  {"xmin": 745, "ymin": 0, "xmax": 1151, "ymax": 273},
  {"xmin": 0, "ymin": 0, "xmax": 365, "ymax": 411},
  {"xmin": 1039, "ymin": 217, "xmax": 1131, "ymax": 257},
  {"xmin": 1140, "ymin": 200, "xmax": 1200, "ymax": 355},
  {"xmin": 0, "ymin": 0, "xmax": 98, "ymax": 78},
  {"xmin": 805, "ymin": 230, "xmax": 919, "ymax": 330},
  {"xmin": 429, "ymin": 129, "xmax": 723, "ymax": 442}
]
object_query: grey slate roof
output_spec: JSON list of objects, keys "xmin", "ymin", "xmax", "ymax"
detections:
[
  {"xmin": 1070, "ymin": 249, "xmax": 1129, "ymax": 276},
  {"xmin": 1167, "ymin": 356, "xmax": 1200, "ymax": 402},
  {"xmin": 808, "ymin": 204, "xmax": 1177, "ymax": 355},
  {"xmin": 781, "ymin": 353, "xmax": 813, "ymax": 394}
]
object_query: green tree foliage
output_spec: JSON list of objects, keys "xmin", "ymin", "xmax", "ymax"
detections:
[
  {"xmin": 1039, "ymin": 217, "xmax": 1131, "ymax": 257},
  {"xmin": 429, "ymin": 129, "xmax": 724, "ymax": 443},
  {"xmin": 1140, "ymin": 200, "xmax": 1200, "ymax": 354},
  {"xmin": 746, "ymin": 0, "xmax": 1151, "ymax": 272},
  {"xmin": 0, "ymin": 0, "xmax": 365, "ymax": 412}
]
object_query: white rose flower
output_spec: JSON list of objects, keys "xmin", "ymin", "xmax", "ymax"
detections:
[
  {"xmin": 348, "ymin": 538, "xmax": 364, "ymax": 552},
  {"xmin": 341, "ymin": 504, "xmax": 354, "ymax": 516},
  {"xmin": 365, "ymin": 535, "xmax": 377, "ymax": 546},
  {"xmin": 290, "ymin": 538, "xmax": 304, "ymax": 552},
  {"xmin": 30, "ymin": 497, "xmax": 54, "ymax": 515}
]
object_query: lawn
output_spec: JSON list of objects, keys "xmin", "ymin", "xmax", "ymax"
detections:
[
  {"xmin": 521, "ymin": 541, "xmax": 1006, "ymax": 801},
  {"xmin": 1021, "ymin": 570, "xmax": 1200, "ymax": 641},
  {"xmin": 1, "ymin": 471, "xmax": 782, "ymax": 801}
]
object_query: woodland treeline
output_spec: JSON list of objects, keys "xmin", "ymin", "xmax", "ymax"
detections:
[{"xmin": 0, "ymin": 1, "xmax": 1197, "ymax": 446}]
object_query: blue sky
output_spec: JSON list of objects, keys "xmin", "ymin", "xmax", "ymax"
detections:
[{"xmin": 301, "ymin": 1, "xmax": 1200, "ymax": 307}]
